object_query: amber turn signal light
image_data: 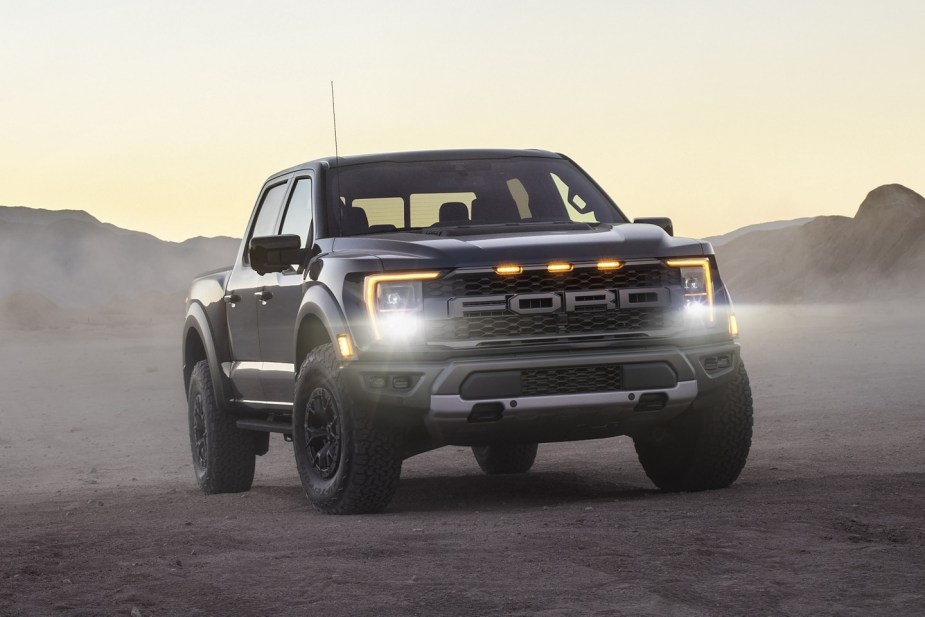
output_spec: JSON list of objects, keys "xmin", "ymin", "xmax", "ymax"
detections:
[{"xmin": 336, "ymin": 333, "xmax": 356, "ymax": 359}]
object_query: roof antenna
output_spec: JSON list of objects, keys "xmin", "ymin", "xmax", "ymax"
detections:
[{"xmin": 330, "ymin": 81, "xmax": 339, "ymax": 162}]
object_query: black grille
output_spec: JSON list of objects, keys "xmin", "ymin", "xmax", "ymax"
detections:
[
  {"xmin": 521, "ymin": 365, "xmax": 622, "ymax": 396},
  {"xmin": 425, "ymin": 308, "xmax": 671, "ymax": 341},
  {"xmin": 423, "ymin": 264, "xmax": 679, "ymax": 343},
  {"xmin": 424, "ymin": 265, "xmax": 678, "ymax": 298}
]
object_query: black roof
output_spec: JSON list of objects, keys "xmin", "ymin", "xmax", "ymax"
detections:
[{"xmin": 269, "ymin": 148, "xmax": 563, "ymax": 180}]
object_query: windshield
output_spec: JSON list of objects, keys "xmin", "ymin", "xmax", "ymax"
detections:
[{"xmin": 324, "ymin": 156, "xmax": 627, "ymax": 237}]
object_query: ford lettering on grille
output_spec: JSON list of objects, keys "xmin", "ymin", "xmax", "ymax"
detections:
[{"xmin": 447, "ymin": 288, "xmax": 669, "ymax": 318}]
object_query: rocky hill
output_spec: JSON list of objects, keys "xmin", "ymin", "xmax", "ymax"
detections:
[
  {"xmin": 715, "ymin": 184, "xmax": 925, "ymax": 303},
  {"xmin": 0, "ymin": 206, "xmax": 239, "ymax": 328},
  {"xmin": 3, "ymin": 186, "xmax": 923, "ymax": 328},
  {"xmin": 705, "ymin": 217, "xmax": 813, "ymax": 247}
]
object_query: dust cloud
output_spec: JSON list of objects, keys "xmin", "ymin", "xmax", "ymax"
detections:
[
  {"xmin": 1, "ymin": 302, "xmax": 923, "ymax": 615},
  {"xmin": 2, "ymin": 195, "xmax": 924, "ymax": 614}
]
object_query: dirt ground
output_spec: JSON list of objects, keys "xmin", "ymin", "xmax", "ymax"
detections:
[{"xmin": 1, "ymin": 304, "xmax": 923, "ymax": 616}]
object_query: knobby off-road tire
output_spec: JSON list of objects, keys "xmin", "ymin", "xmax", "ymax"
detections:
[
  {"xmin": 634, "ymin": 361, "xmax": 753, "ymax": 492},
  {"xmin": 292, "ymin": 344, "xmax": 403, "ymax": 514},
  {"xmin": 187, "ymin": 360, "xmax": 256, "ymax": 494},
  {"xmin": 472, "ymin": 443, "xmax": 538, "ymax": 474}
]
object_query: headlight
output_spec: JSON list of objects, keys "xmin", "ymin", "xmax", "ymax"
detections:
[
  {"xmin": 666, "ymin": 258, "xmax": 714, "ymax": 325},
  {"xmin": 363, "ymin": 272, "xmax": 440, "ymax": 341}
]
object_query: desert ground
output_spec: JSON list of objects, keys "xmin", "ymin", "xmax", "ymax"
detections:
[{"xmin": 1, "ymin": 303, "xmax": 923, "ymax": 617}]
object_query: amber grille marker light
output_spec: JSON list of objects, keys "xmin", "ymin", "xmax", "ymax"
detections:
[
  {"xmin": 494, "ymin": 265, "xmax": 523, "ymax": 275},
  {"xmin": 596, "ymin": 260, "xmax": 623, "ymax": 270},
  {"xmin": 547, "ymin": 262, "xmax": 573, "ymax": 273}
]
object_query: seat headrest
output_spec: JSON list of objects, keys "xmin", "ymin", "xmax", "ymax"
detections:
[
  {"xmin": 439, "ymin": 201, "xmax": 469, "ymax": 223},
  {"xmin": 342, "ymin": 207, "xmax": 369, "ymax": 235}
]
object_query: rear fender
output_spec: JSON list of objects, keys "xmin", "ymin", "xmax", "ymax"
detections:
[{"xmin": 183, "ymin": 301, "xmax": 232, "ymax": 407}]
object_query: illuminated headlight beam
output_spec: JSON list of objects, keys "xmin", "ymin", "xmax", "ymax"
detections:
[
  {"xmin": 666, "ymin": 258, "xmax": 715, "ymax": 323},
  {"xmin": 363, "ymin": 272, "xmax": 440, "ymax": 340}
]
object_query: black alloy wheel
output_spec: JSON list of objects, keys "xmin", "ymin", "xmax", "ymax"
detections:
[
  {"xmin": 186, "ymin": 360, "xmax": 256, "ymax": 494},
  {"xmin": 191, "ymin": 392, "xmax": 208, "ymax": 474},
  {"xmin": 304, "ymin": 386, "xmax": 342, "ymax": 480},
  {"xmin": 292, "ymin": 344, "xmax": 404, "ymax": 514}
]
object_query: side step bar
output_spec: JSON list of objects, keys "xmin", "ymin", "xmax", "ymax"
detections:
[{"xmin": 235, "ymin": 418, "xmax": 292, "ymax": 435}]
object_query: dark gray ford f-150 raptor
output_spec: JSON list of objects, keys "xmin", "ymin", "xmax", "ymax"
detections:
[{"xmin": 182, "ymin": 149, "xmax": 753, "ymax": 514}]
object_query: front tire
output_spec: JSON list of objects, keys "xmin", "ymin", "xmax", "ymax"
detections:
[
  {"xmin": 472, "ymin": 443, "xmax": 538, "ymax": 474},
  {"xmin": 634, "ymin": 361, "xmax": 753, "ymax": 492},
  {"xmin": 187, "ymin": 360, "xmax": 256, "ymax": 494},
  {"xmin": 292, "ymin": 344, "xmax": 403, "ymax": 514}
]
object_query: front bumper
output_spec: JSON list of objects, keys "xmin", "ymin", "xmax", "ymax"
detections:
[{"xmin": 341, "ymin": 340, "xmax": 742, "ymax": 447}]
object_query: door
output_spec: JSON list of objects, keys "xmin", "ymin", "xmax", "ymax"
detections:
[
  {"xmin": 257, "ymin": 175, "xmax": 315, "ymax": 404},
  {"xmin": 225, "ymin": 179, "xmax": 289, "ymax": 402}
]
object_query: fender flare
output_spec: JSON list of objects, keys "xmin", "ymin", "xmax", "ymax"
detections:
[
  {"xmin": 182, "ymin": 301, "xmax": 232, "ymax": 407},
  {"xmin": 293, "ymin": 285, "xmax": 352, "ymax": 368}
]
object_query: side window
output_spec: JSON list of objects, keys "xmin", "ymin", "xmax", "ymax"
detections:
[
  {"xmin": 251, "ymin": 183, "xmax": 288, "ymax": 238},
  {"xmin": 280, "ymin": 178, "xmax": 313, "ymax": 246},
  {"xmin": 245, "ymin": 182, "xmax": 288, "ymax": 263}
]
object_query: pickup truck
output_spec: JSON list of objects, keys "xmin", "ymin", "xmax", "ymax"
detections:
[{"xmin": 182, "ymin": 149, "xmax": 753, "ymax": 514}]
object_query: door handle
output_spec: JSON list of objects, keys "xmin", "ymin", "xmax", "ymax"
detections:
[
  {"xmin": 223, "ymin": 293, "xmax": 241, "ymax": 305},
  {"xmin": 254, "ymin": 290, "xmax": 273, "ymax": 303}
]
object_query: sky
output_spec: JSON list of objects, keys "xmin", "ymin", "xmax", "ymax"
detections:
[{"xmin": 2, "ymin": 1, "xmax": 924, "ymax": 242}]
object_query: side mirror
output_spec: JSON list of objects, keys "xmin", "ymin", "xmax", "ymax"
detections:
[
  {"xmin": 633, "ymin": 217, "xmax": 674, "ymax": 237},
  {"xmin": 249, "ymin": 234, "xmax": 307, "ymax": 275}
]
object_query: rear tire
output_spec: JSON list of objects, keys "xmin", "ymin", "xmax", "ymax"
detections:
[
  {"xmin": 188, "ymin": 360, "xmax": 256, "ymax": 494},
  {"xmin": 634, "ymin": 361, "xmax": 753, "ymax": 492},
  {"xmin": 293, "ymin": 344, "xmax": 403, "ymax": 514},
  {"xmin": 472, "ymin": 443, "xmax": 538, "ymax": 475}
]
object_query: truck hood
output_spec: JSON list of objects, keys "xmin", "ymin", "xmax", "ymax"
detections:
[{"xmin": 330, "ymin": 223, "xmax": 710, "ymax": 271}]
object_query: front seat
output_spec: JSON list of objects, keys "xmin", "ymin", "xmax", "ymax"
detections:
[
  {"xmin": 438, "ymin": 201, "xmax": 470, "ymax": 225},
  {"xmin": 341, "ymin": 206, "xmax": 369, "ymax": 235}
]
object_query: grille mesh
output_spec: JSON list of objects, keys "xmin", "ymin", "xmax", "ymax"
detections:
[
  {"xmin": 521, "ymin": 365, "xmax": 623, "ymax": 396},
  {"xmin": 425, "ymin": 308, "xmax": 670, "ymax": 341},
  {"xmin": 423, "ymin": 264, "xmax": 679, "ymax": 343}
]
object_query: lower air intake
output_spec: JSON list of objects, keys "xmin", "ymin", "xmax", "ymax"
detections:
[{"xmin": 521, "ymin": 365, "xmax": 622, "ymax": 396}]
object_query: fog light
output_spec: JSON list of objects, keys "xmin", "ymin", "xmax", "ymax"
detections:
[
  {"xmin": 366, "ymin": 375, "xmax": 387, "ymax": 389},
  {"xmin": 391, "ymin": 376, "xmax": 411, "ymax": 390}
]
